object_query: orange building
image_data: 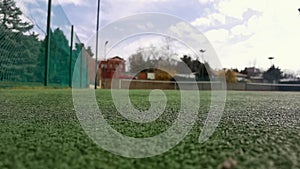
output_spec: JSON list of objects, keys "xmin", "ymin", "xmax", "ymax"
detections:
[
  {"xmin": 98, "ymin": 56, "xmax": 130, "ymax": 88},
  {"xmin": 98, "ymin": 56, "xmax": 125, "ymax": 78}
]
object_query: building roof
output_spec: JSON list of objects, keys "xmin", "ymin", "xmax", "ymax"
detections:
[{"xmin": 108, "ymin": 56, "xmax": 124, "ymax": 61}]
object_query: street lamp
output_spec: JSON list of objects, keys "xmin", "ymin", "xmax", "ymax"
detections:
[
  {"xmin": 199, "ymin": 49, "xmax": 206, "ymax": 80},
  {"xmin": 104, "ymin": 41, "xmax": 109, "ymax": 61},
  {"xmin": 199, "ymin": 49, "xmax": 206, "ymax": 62},
  {"xmin": 268, "ymin": 57, "xmax": 274, "ymax": 65}
]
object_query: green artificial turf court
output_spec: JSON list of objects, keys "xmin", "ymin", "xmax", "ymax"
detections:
[{"xmin": 0, "ymin": 89, "xmax": 299, "ymax": 169}]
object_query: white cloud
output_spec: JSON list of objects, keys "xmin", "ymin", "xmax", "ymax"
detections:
[
  {"xmin": 205, "ymin": 29, "xmax": 229, "ymax": 43},
  {"xmin": 198, "ymin": 0, "xmax": 215, "ymax": 4},
  {"xmin": 192, "ymin": 17, "xmax": 211, "ymax": 27},
  {"xmin": 192, "ymin": 13, "xmax": 226, "ymax": 27},
  {"xmin": 55, "ymin": 0, "xmax": 85, "ymax": 6},
  {"xmin": 100, "ymin": 0, "xmax": 173, "ymax": 23},
  {"xmin": 230, "ymin": 24, "xmax": 251, "ymax": 37},
  {"xmin": 210, "ymin": 13, "xmax": 226, "ymax": 24},
  {"xmin": 169, "ymin": 22, "xmax": 207, "ymax": 45},
  {"xmin": 137, "ymin": 22, "xmax": 154, "ymax": 31},
  {"xmin": 215, "ymin": 0, "xmax": 269, "ymax": 20},
  {"xmin": 18, "ymin": 0, "xmax": 39, "ymax": 5},
  {"xmin": 190, "ymin": 0, "xmax": 300, "ymax": 71},
  {"xmin": 216, "ymin": 0, "xmax": 248, "ymax": 20}
]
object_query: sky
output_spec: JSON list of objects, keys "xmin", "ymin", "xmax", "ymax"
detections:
[{"xmin": 17, "ymin": 0, "xmax": 300, "ymax": 74}]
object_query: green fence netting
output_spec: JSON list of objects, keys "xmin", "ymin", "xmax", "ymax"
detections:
[{"xmin": 0, "ymin": 0, "xmax": 94, "ymax": 88}]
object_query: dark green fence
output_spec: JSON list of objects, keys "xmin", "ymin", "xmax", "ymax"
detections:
[{"xmin": 0, "ymin": 0, "xmax": 94, "ymax": 88}]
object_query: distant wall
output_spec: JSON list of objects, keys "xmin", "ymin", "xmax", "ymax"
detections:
[
  {"xmin": 246, "ymin": 83, "xmax": 277, "ymax": 91},
  {"xmin": 121, "ymin": 80, "xmax": 175, "ymax": 90},
  {"xmin": 101, "ymin": 79, "xmax": 300, "ymax": 91},
  {"xmin": 227, "ymin": 83, "xmax": 246, "ymax": 90}
]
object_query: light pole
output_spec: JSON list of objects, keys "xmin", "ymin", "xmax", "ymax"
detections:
[
  {"xmin": 69, "ymin": 25, "xmax": 74, "ymax": 88},
  {"xmin": 200, "ymin": 49, "xmax": 206, "ymax": 80},
  {"xmin": 268, "ymin": 57, "xmax": 274, "ymax": 65},
  {"xmin": 200, "ymin": 49, "xmax": 206, "ymax": 62},
  {"xmin": 104, "ymin": 41, "xmax": 109, "ymax": 61},
  {"xmin": 94, "ymin": 0, "xmax": 101, "ymax": 89}
]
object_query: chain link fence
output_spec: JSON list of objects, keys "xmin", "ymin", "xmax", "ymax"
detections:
[{"xmin": 0, "ymin": 0, "xmax": 94, "ymax": 88}]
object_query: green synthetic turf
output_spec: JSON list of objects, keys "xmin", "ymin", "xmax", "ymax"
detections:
[{"xmin": 0, "ymin": 89, "xmax": 299, "ymax": 169}]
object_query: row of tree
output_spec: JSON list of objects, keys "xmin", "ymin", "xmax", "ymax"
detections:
[
  {"xmin": 128, "ymin": 46, "xmax": 210, "ymax": 81},
  {"xmin": 0, "ymin": 0, "xmax": 37, "ymax": 82},
  {"xmin": 127, "ymin": 45, "xmax": 292, "ymax": 83}
]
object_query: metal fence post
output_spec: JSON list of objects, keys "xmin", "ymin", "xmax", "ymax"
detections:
[
  {"xmin": 69, "ymin": 25, "xmax": 74, "ymax": 88},
  {"xmin": 44, "ymin": 0, "xmax": 52, "ymax": 86},
  {"xmin": 94, "ymin": 0, "xmax": 101, "ymax": 89}
]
